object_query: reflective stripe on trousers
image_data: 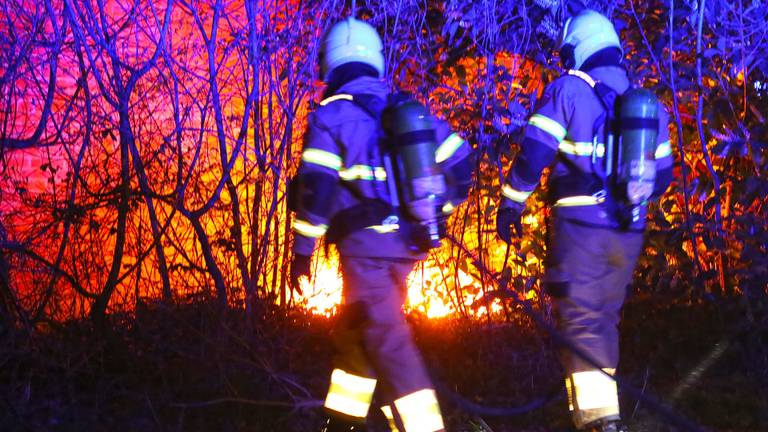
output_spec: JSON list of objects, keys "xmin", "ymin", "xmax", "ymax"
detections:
[
  {"xmin": 381, "ymin": 405, "xmax": 399, "ymax": 432},
  {"xmin": 565, "ymin": 369, "xmax": 620, "ymax": 428},
  {"xmin": 394, "ymin": 389, "xmax": 444, "ymax": 431},
  {"xmin": 326, "ymin": 256, "xmax": 445, "ymax": 430},
  {"xmin": 380, "ymin": 393, "xmax": 444, "ymax": 432},
  {"xmin": 324, "ymin": 368, "xmax": 377, "ymax": 419},
  {"xmin": 545, "ymin": 218, "xmax": 643, "ymax": 426}
]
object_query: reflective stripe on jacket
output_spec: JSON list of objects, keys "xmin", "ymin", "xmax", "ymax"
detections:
[
  {"xmin": 293, "ymin": 76, "xmax": 473, "ymax": 257},
  {"xmin": 502, "ymin": 65, "xmax": 673, "ymax": 229}
]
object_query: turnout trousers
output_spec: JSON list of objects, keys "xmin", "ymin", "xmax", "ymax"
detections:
[
  {"xmin": 323, "ymin": 256, "xmax": 444, "ymax": 432},
  {"xmin": 545, "ymin": 216, "xmax": 644, "ymax": 428}
]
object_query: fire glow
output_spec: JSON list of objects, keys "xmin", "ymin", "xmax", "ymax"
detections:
[
  {"xmin": 298, "ymin": 214, "xmax": 542, "ymax": 319},
  {"xmin": 296, "ymin": 251, "xmax": 495, "ymax": 319},
  {"xmin": 0, "ymin": 0, "xmax": 548, "ymax": 323}
]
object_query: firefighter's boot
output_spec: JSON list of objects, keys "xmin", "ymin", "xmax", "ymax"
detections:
[
  {"xmin": 584, "ymin": 418, "xmax": 628, "ymax": 432},
  {"xmin": 321, "ymin": 416, "xmax": 367, "ymax": 432}
]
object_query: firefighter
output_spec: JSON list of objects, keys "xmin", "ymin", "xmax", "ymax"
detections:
[
  {"xmin": 495, "ymin": 10, "xmax": 673, "ymax": 432},
  {"xmin": 289, "ymin": 17, "xmax": 474, "ymax": 432}
]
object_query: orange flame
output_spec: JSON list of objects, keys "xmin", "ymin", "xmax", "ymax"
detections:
[{"xmin": 297, "ymin": 214, "xmax": 542, "ymax": 319}]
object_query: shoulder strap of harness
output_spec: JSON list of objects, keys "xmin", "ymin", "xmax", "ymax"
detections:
[
  {"xmin": 566, "ymin": 69, "xmax": 620, "ymax": 181},
  {"xmin": 566, "ymin": 71, "xmax": 636, "ymax": 229},
  {"xmin": 345, "ymin": 91, "xmax": 413, "ymax": 122},
  {"xmin": 317, "ymin": 92, "xmax": 401, "ymax": 243},
  {"xmin": 567, "ymin": 69, "xmax": 619, "ymax": 118},
  {"xmin": 319, "ymin": 91, "xmax": 412, "ymax": 126},
  {"xmin": 317, "ymin": 92, "xmax": 389, "ymax": 120},
  {"xmin": 348, "ymin": 93, "xmax": 386, "ymax": 119}
]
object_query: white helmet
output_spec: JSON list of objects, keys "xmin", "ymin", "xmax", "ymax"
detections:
[
  {"xmin": 320, "ymin": 17, "xmax": 385, "ymax": 81},
  {"xmin": 559, "ymin": 10, "xmax": 622, "ymax": 70}
]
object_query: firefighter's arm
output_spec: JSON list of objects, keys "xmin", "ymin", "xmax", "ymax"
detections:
[
  {"xmin": 291, "ymin": 114, "xmax": 340, "ymax": 256},
  {"xmin": 651, "ymin": 106, "xmax": 674, "ymax": 199},
  {"xmin": 434, "ymin": 120, "xmax": 474, "ymax": 215},
  {"xmin": 502, "ymin": 82, "xmax": 569, "ymax": 209}
]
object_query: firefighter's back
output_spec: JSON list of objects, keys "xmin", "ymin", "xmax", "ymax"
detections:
[{"xmin": 311, "ymin": 76, "xmax": 425, "ymax": 259}]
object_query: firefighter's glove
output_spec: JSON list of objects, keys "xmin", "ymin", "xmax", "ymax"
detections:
[
  {"xmin": 289, "ymin": 254, "xmax": 312, "ymax": 295},
  {"xmin": 496, "ymin": 206, "xmax": 523, "ymax": 244}
]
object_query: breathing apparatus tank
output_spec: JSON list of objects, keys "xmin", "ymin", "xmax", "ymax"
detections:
[
  {"xmin": 615, "ymin": 88, "xmax": 659, "ymax": 205},
  {"xmin": 383, "ymin": 99, "xmax": 447, "ymax": 251}
]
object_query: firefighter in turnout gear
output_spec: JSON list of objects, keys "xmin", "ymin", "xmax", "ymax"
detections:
[
  {"xmin": 289, "ymin": 17, "xmax": 474, "ymax": 432},
  {"xmin": 496, "ymin": 10, "xmax": 673, "ymax": 432}
]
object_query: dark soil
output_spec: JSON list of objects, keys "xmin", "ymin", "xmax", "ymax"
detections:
[{"xmin": 0, "ymin": 298, "xmax": 765, "ymax": 432}]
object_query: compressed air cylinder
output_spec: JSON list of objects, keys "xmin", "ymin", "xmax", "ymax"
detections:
[
  {"xmin": 388, "ymin": 100, "xmax": 446, "ymax": 223},
  {"xmin": 618, "ymin": 88, "xmax": 659, "ymax": 205}
]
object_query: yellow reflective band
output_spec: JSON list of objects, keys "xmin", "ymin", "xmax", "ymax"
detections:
[
  {"xmin": 292, "ymin": 219, "xmax": 328, "ymax": 238},
  {"xmin": 339, "ymin": 165, "xmax": 387, "ymax": 181},
  {"xmin": 435, "ymin": 133, "xmax": 465, "ymax": 163},
  {"xmin": 529, "ymin": 114, "xmax": 567, "ymax": 142},
  {"xmin": 324, "ymin": 369, "xmax": 377, "ymax": 419},
  {"xmin": 559, "ymin": 140, "xmax": 605, "ymax": 157},
  {"xmin": 302, "ymin": 148, "xmax": 343, "ymax": 171},
  {"xmin": 655, "ymin": 140, "xmax": 672, "ymax": 158},
  {"xmin": 320, "ymin": 93, "xmax": 354, "ymax": 106},
  {"xmin": 502, "ymin": 184, "xmax": 532, "ymax": 203},
  {"xmin": 380, "ymin": 406, "xmax": 400, "ymax": 432},
  {"xmin": 442, "ymin": 201, "xmax": 455, "ymax": 215},
  {"xmin": 565, "ymin": 376, "xmax": 575, "ymax": 412},
  {"xmin": 571, "ymin": 370, "xmax": 619, "ymax": 412},
  {"xmin": 567, "ymin": 69, "xmax": 597, "ymax": 87},
  {"xmin": 366, "ymin": 224, "xmax": 400, "ymax": 234},
  {"xmin": 394, "ymin": 389, "xmax": 444, "ymax": 432},
  {"xmin": 554, "ymin": 195, "xmax": 605, "ymax": 207}
]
